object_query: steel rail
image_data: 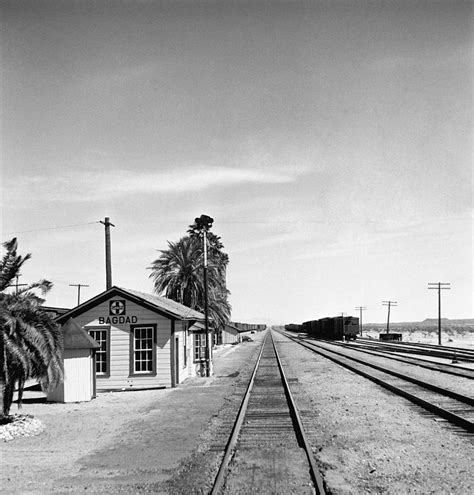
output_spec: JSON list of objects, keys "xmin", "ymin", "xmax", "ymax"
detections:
[
  {"xmin": 210, "ymin": 332, "xmax": 268, "ymax": 494},
  {"xmin": 281, "ymin": 332, "xmax": 474, "ymax": 433},
  {"xmin": 358, "ymin": 337, "xmax": 474, "ymax": 353},
  {"xmin": 211, "ymin": 331, "xmax": 326, "ymax": 494},
  {"xmin": 320, "ymin": 340, "xmax": 474, "ymax": 379},
  {"xmin": 287, "ymin": 336, "xmax": 474, "ymax": 406},
  {"xmin": 272, "ymin": 333, "xmax": 326, "ymax": 494},
  {"xmin": 357, "ymin": 338, "xmax": 474, "ymax": 361}
]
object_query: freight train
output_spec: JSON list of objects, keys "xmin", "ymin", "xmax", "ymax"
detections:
[
  {"xmin": 230, "ymin": 322, "xmax": 267, "ymax": 332},
  {"xmin": 285, "ymin": 316, "xmax": 359, "ymax": 341}
]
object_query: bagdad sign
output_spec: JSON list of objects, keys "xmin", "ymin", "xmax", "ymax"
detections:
[
  {"xmin": 98, "ymin": 299, "xmax": 138, "ymax": 325},
  {"xmin": 98, "ymin": 315, "xmax": 138, "ymax": 325}
]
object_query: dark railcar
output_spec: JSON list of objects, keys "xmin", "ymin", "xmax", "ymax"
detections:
[
  {"xmin": 301, "ymin": 321, "xmax": 313, "ymax": 334},
  {"xmin": 301, "ymin": 316, "xmax": 359, "ymax": 340}
]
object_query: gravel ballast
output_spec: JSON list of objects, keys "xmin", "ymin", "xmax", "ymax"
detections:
[
  {"xmin": 273, "ymin": 332, "xmax": 474, "ymax": 494},
  {"xmin": 2, "ymin": 329, "xmax": 473, "ymax": 493}
]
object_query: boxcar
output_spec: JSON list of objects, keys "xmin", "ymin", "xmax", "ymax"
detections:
[{"xmin": 299, "ymin": 316, "xmax": 359, "ymax": 341}]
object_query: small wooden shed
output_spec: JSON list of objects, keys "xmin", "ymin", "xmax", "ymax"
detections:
[
  {"xmin": 221, "ymin": 323, "xmax": 241, "ymax": 344},
  {"xmin": 47, "ymin": 318, "xmax": 99, "ymax": 403}
]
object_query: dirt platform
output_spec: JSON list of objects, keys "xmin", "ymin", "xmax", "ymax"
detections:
[{"xmin": 1, "ymin": 335, "xmax": 263, "ymax": 494}]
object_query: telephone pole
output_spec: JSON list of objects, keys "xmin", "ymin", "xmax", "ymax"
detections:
[
  {"xmin": 339, "ymin": 312, "xmax": 346, "ymax": 341},
  {"xmin": 382, "ymin": 301, "xmax": 397, "ymax": 334},
  {"xmin": 13, "ymin": 276, "xmax": 28, "ymax": 294},
  {"xmin": 69, "ymin": 283, "xmax": 90, "ymax": 306},
  {"xmin": 428, "ymin": 282, "xmax": 451, "ymax": 345},
  {"xmin": 355, "ymin": 306, "xmax": 366, "ymax": 336},
  {"xmin": 99, "ymin": 217, "xmax": 115, "ymax": 290}
]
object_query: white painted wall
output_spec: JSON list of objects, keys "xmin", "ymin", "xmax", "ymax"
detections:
[
  {"xmin": 47, "ymin": 349, "xmax": 93, "ymax": 403},
  {"xmin": 74, "ymin": 298, "xmax": 173, "ymax": 390}
]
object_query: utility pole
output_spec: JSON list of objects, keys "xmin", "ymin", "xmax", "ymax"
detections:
[
  {"xmin": 382, "ymin": 301, "xmax": 397, "ymax": 334},
  {"xmin": 355, "ymin": 306, "xmax": 366, "ymax": 336},
  {"xmin": 428, "ymin": 282, "xmax": 451, "ymax": 345},
  {"xmin": 13, "ymin": 276, "xmax": 27, "ymax": 294},
  {"xmin": 69, "ymin": 283, "xmax": 90, "ymax": 306},
  {"xmin": 339, "ymin": 312, "xmax": 345, "ymax": 341},
  {"xmin": 193, "ymin": 214, "xmax": 214, "ymax": 377},
  {"xmin": 99, "ymin": 217, "xmax": 115, "ymax": 290}
]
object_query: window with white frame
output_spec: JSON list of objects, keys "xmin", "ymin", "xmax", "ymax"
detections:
[
  {"xmin": 88, "ymin": 328, "xmax": 109, "ymax": 375},
  {"xmin": 131, "ymin": 325, "xmax": 156, "ymax": 374},
  {"xmin": 194, "ymin": 333, "xmax": 206, "ymax": 362}
]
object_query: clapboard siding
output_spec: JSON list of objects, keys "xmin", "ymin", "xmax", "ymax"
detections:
[
  {"xmin": 56, "ymin": 288, "xmax": 209, "ymax": 391},
  {"xmin": 73, "ymin": 298, "xmax": 173, "ymax": 390},
  {"xmin": 222, "ymin": 325, "xmax": 240, "ymax": 344}
]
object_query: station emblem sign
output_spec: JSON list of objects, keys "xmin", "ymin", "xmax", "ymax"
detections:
[{"xmin": 110, "ymin": 300, "xmax": 126, "ymax": 316}]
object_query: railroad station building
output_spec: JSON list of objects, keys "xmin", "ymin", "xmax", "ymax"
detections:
[{"xmin": 55, "ymin": 286, "xmax": 208, "ymax": 392}]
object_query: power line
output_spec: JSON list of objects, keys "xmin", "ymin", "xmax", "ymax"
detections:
[
  {"xmin": 3, "ymin": 221, "xmax": 101, "ymax": 236},
  {"xmin": 3, "ymin": 217, "xmax": 437, "ymax": 235}
]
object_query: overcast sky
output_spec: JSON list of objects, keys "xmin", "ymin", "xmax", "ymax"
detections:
[{"xmin": 1, "ymin": 0, "xmax": 472, "ymax": 324}]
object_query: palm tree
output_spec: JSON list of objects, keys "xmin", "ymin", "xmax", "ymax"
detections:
[
  {"xmin": 0, "ymin": 239, "xmax": 63, "ymax": 417},
  {"xmin": 208, "ymin": 286, "xmax": 232, "ymax": 342},
  {"xmin": 149, "ymin": 231, "xmax": 231, "ymax": 334}
]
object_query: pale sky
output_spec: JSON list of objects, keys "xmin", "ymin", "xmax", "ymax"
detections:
[{"xmin": 1, "ymin": 0, "xmax": 472, "ymax": 324}]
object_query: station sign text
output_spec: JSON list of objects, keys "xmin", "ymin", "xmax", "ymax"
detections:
[
  {"xmin": 98, "ymin": 299, "xmax": 138, "ymax": 325},
  {"xmin": 98, "ymin": 315, "xmax": 138, "ymax": 325}
]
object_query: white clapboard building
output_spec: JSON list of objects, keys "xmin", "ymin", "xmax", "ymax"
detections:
[{"xmin": 55, "ymin": 286, "xmax": 208, "ymax": 392}]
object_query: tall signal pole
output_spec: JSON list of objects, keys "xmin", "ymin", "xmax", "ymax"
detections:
[
  {"xmin": 428, "ymin": 282, "xmax": 451, "ymax": 345},
  {"xmin": 99, "ymin": 217, "xmax": 115, "ymax": 290},
  {"xmin": 355, "ymin": 306, "xmax": 366, "ymax": 336},
  {"xmin": 69, "ymin": 283, "xmax": 90, "ymax": 306},
  {"xmin": 382, "ymin": 301, "xmax": 397, "ymax": 334},
  {"xmin": 193, "ymin": 214, "xmax": 214, "ymax": 377}
]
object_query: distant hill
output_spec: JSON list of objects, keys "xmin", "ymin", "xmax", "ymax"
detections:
[
  {"xmin": 366, "ymin": 318, "xmax": 474, "ymax": 327},
  {"xmin": 363, "ymin": 319, "xmax": 474, "ymax": 341}
]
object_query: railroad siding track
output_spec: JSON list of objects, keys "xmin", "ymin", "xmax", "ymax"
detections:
[
  {"xmin": 326, "ymin": 341, "xmax": 474, "ymax": 379},
  {"xmin": 211, "ymin": 331, "xmax": 325, "ymax": 494},
  {"xmin": 281, "ymin": 332, "xmax": 474, "ymax": 434},
  {"xmin": 357, "ymin": 338, "xmax": 474, "ymax": 363}
]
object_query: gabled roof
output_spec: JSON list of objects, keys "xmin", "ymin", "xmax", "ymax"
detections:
[
  {"xmin": 189, "ymin": 321, "xmax": 205, "ymax": 332},
  {"xmin": 225, "ymin": 323, "xmax": 243, "ymax": 333},
  {"xmin": 225, "ymin": 323, "xmax": 246, "ymax": 333},
  {"xmin": 56, "ymin": 286, "xmax": 205, "ymax": 324},
  {"xmin": 62, "ymin": 318, "xmax": 100, "ymax": 349},
  {"xmin": 42, "ymin": 305, "xmax": 70, "ymax": 316}
]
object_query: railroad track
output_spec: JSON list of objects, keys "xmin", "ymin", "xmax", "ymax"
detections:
[
  {"xmin": 357, "ymin": 337, "xmax": 474, "ymax": 363},
  {"xmin": 280, "ymin": 331, "xmax": 474, "ymax": 434},
  {"xmin": 320, "ymin": 340, "xmax": 474, "ymax": 379},
  {"xmin": 210, "ymin": 331, "xmax": 325, "ymax": 494}
]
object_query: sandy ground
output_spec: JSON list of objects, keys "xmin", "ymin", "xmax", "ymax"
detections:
[
  {"xmin": 2, "ymin": 330, "xmax": 474, "ymax": 494},
  {"xmin": 1, "ymin": 338, "xmax": 262, "ymax": 494}
]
